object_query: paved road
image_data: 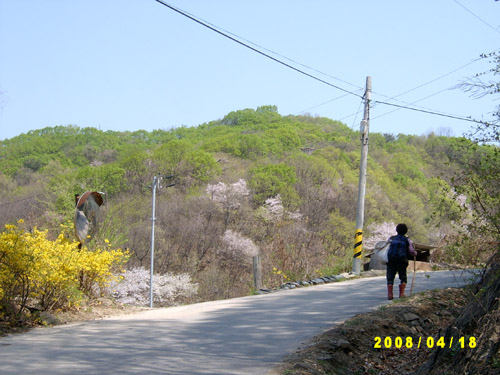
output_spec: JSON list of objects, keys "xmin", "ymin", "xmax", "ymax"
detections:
[{"xmin": 0, "ymin": 270, "xmax": 477, "ymax": 375}]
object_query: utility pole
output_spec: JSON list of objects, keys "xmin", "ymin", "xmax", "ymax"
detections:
[
  {"xmin": 149, "ymin": 174, "xmax": 175, "ymax": 308},
  {"xmin": 352, "ymin": 76, "xmax": 371, "ymax": 275},
  {"xmin": 149, "ymin": 174, "xmax": 160, "ymax": 308}
]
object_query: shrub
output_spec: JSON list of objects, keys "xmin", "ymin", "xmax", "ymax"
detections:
[
  {"xmin": 206, "ymin": 179, "xmax": 250, "ymax": 209},
  {"xmin": 259, "ymin": 195, "xmax": 302, "ymax": 222},
  {"xmin": 0, "ymin": 221, "xmax": 128, "ymax": 319},
  {"xmin": 364, "ymin": 222, "xmax": 396, "ymax": 250},
  {"xmin": 108, "ymin": 267, "xmax": 198, "ymax": 306},
  {"xmin": 220, "ymin": 230, "xmax": 259, "ymax": 260}
]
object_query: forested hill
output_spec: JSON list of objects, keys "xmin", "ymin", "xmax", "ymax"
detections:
[{"xmin": 0, "ymin": 105, "xmax": 484, "ymax": 300}]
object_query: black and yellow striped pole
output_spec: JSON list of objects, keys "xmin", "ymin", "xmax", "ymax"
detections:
[
  {"xmin": 352, "ymin": 76, "xmax": 371, "ymax": 274},
  {"xmin": 354, "ymin": 229, "xmax": 363, "ymax": 259}
]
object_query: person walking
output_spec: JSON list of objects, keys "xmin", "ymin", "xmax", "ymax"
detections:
[{"xmin": 386, "ymin": 223, "xmax": 417, "ymax": 300}]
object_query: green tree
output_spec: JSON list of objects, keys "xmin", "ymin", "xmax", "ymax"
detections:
[
  {"xmin": 220, "ymin": 106, "xmax": 281, "ymax": 127},
  {"xmin": 183, "ymin": 150, "xmax": 221, "ymax": 184},
  {"xmin": 248, "ymin": 163, "xmax": 299, "ymax": 208},
  {"xmin": 117, "ymin": 146, "xmax": 149, "ymax": 193},
  {"xmin": 460, "ymin": 52, "xmax": 500, "ymax": 143},
  {"xmin": 153, "ymin": 139, "xmax": 193, "ymax": 176},
  {"xmin": 455, "ymin": 52, "xmax": 500, "ymax": 240},
  {"xmin": 75, "ymin": 164, "xmax": 127, "ymax": 197}
]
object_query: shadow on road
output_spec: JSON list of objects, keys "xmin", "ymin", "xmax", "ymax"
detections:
[{"xmin": 0, "ymin": 270, "xmax": 476, "ymax": 375}]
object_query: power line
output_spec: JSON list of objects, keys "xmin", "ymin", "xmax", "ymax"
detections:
[
  {"xmin": 372, "ymin": 56, "xmax": 484, "ymax": 105},
  {"xmin": 340, "ymin": 53, "xmax": 493, "ymax": 122},
  {"xmin": 372, "ymin": 87, "xmax": 451, "ymax": 121},
  {"xmin": 159, "ymin": 3, "xmax": 364, "ymax": 93},
  {"xmin": 371, "ymin": 50, "xmax": 500, "ymax": 124},
  {"xmin": 155, "ymin": 1, "xmax": 494, "ymax": 127},
  {"xmin": 154, "ymin": 0, "xmax": 364, "ymax": 99},
  {"xmin": 350, "ymin": 97, "xmax": 365, "ymax": 130},
  {"xmin": 373, "ymin": 100, "xmax": 480, "ymax": 124},
  {"xmin": 0, "ymin": 195, "xmax": 39, "ymax": 208},
  {"xmin": 306, "ymin": 54, "xmax": 488, "ymax": 122},
  {"xmin": 0, "ymin": 185, "xmax": 79, "ymax": 209},
  {"xmin": 453, "ymin": 0, "xmax": 500, "ymax": 36},
  {"xmin": 295, "ymin": 91, "xmax": 360, "ymax": 115},
  {"xmin": 341, "ymin": 89, "xmax": 456, "ymax": 123}
]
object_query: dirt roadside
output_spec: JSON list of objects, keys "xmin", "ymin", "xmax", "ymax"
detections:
[
  {"xmin": 0, "ymin": 298, "xmax": 147, "ymax": 336},
  {"xmin": 275, "ymin": 287, "xmax": 491, "ymax": 375}
]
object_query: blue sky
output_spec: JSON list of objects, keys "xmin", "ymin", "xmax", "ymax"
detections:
[{"xmin": 1, "ymin": 1, "xmax": 499, "ymax": 140}]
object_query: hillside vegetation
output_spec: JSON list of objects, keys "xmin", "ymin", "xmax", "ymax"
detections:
[{"xmin": 0, "ymin": 106, "xmax": 496, "ymax": 312}]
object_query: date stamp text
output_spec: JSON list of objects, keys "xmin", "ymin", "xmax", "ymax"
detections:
[{"xmin": 373, "ymin": 336, "xmax": 476, "ymax": 349}]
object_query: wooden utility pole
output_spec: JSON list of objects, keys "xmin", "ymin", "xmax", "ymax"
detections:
[
  {"xmin": 253, "ymin": 255, "xmax": 262, "ymax": 290},
  {"xmin": 352, "ymin": 76, "xmax": 372, "ymax": 275}
]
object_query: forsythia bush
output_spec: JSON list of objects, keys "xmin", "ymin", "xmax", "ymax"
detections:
[{"xmin": 0, "ymin": 221, "xmax": 129, "ymax": 318}]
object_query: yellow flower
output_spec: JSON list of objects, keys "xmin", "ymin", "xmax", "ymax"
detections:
[{"xmin": 0, "ymin": 222, "xmax": 129, "ymax": 313}]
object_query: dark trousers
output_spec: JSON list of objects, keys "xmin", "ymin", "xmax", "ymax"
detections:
[{"xmin": 386, "ymin": 260, "xmax": 408, "ymax": 285}]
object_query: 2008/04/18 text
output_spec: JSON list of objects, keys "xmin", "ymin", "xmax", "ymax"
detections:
[{"xmin": 374, "ymin": 336, "xmax": 476, "ymax": 349}]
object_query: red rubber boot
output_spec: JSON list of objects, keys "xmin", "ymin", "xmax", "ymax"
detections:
[
  {"xmin": 387, "ymin": 284, "xmax": 394, "ymax": 300},
  {"xmin": 399, "ymin": 283, "xmax": 407, "ymax": 298}
]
